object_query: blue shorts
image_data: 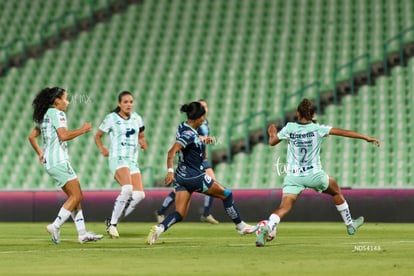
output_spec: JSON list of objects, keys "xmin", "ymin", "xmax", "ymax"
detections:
[
  {"xmin": 173, "ymin": 173, "xmax": 214, "ymax": 193},
  {"xmin": 282, "ymin": 170, "xmax": 329, "ymax": 195}
]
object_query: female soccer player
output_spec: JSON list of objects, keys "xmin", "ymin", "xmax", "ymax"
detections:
[
  {"xmin": 28, "ymin": 87, "xmax": 103, "ymax": 244},
  {"xmin": 95, "ymin": 91, "xmax": 148, "ymax": 238},
  {"xmin": 255, "ymin": 98, "xmax": 380, "ymax": 247},
  {"xmin": 155, "ymin": 99, "xmax": 219, "ymax": 224},
  {"xmin": 146, "ymin": 101, "xmax": 258, "ymax": 245}
]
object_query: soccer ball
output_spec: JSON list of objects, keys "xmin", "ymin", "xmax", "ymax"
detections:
[
  {"xmin": 256, "ymin": 220, "xmax": 276, "ymax": 242},
  {"xmin": 255, "ymin": 220, "xmax": 269, "ymax": 236}
]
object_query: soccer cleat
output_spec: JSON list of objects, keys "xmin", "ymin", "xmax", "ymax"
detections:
[
  {"xmin": 79, "ymin": 232, "xmax": 104, "ymax": 244},
  {"xmin": 146, "ymin": 225, "xmax": 163, "ymax": 245},
  {"xmin": 46, "ymin": 224, "xmax": 61, "ymax": 244},
  {"xmin": 236, "ymin": 222, "xmax": 259, "ymax": 235},
  {"xmin": 108, "ymin": 225, "xmax": 120, "ymax": 238},
  {"xmin": 200, "ymin": 214, "xmax": 219, "ymax": 224},
  {"xmin": 104, "ymin": 218, "xmax": 111, "ymax": 232},
  {"xmin": 255, "ymin": 225, "xmax": 270, "ymax": 247},
  {"xmin": 154, "ymin": 210, "xmax": 165, "ymax": 224},
  {"xmin": 347, "ymin": 216, "xmax": 364, "ymax": 235},
  {"xmin": 266, "ymin": 225, "xmax": 277, "ymax": 242}
]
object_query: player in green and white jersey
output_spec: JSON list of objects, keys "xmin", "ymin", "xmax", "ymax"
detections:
[
  {"xmin": 256, "ymin": 99, "xmax": 380, "ymax": 247},
  {"xmin": 28, "ymin": 87, "xmax": 103, "ymax": 245},
  {"xmin": 95, "ymin": 91, "xmax": 148, "ymax": 238}
]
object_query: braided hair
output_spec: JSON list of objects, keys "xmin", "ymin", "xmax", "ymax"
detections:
[
  {"xmin": 32, "ymin": 87, "xmax": 66, "ymax": 123},
  {"xmin": 297, "ymin": 98, "xmax": 316, "ymax": 121}
]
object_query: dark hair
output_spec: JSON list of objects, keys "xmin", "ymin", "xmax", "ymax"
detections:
[
  {"xmin": 297, "ymin": 98, "xmax": 316, "ymax": 121},
  {"xmin": 180, "ymin": 101, "xmax": 205, "ymax": 120},
  {"xmin": 112, "ymin": 91, "xmax": 133, "ymax": 113},
  {"xmin": 32, "ymin": 87, "xmax": 66, "ymax": 123}
]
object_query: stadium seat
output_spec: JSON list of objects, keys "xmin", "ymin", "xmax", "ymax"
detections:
[{"xmin": 0, "ymin": 0, "xmax": 413, "ymax": 189}]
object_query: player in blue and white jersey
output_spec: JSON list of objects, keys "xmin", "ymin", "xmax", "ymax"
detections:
[
  {"xmin": 256, "ymin": 99, "xmax": 380, "ymax": 247},
  {"xmin": 28, "ymin": 87, "xmax": 103, "ymax": 244},
  {"xmin": 155, "ymin": 99, "xmax": 219, "ymax": 224},
  {"xmin": 146, "ymin": 101, "xmax": 258, "ymax": 245},
  {"xmin": 95, "ymin": 91, "xmax": 148, "ymax": 238}
]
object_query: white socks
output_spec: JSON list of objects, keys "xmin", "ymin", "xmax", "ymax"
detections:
[
  {"xmin": 336, "ymin": 201, "xmax": 353, "ymax": 226},
  {"xmin": 52, "ymin": 207, "xmax": 71, "ymax": 229},
  {"xmin": 71, "ymin": 209, "xmax": 86, "ymax": 236},
  {"xmin": 111, "ymin": 185, "xmax": 133, "ymax": 225},
  {"xmin": 268, "ymin": 214, "xmax": 281, "ymax": 230},
  {"xmin": 123, "ymin": 191, "xmax": 145, "ymax": 217}
]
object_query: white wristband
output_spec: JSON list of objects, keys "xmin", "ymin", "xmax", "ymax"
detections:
[{"xmin": 167, "ymin": 168, "xmax": 174, "ymax": 173}]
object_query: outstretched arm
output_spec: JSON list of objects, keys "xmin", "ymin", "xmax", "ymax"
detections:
[
  {"xmin": 329, "ymin": 127, "xmax": 380, "ymax": 146},
  {"xmin": 268, "ymin": 124, "xmax": 281, "ymax": 146},
  {"xmin": 57, "ymin": 122, "xmax": 91, "ymax": 142}
]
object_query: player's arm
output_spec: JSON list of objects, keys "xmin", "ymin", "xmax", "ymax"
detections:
[
  {"xmin": 138, "ymin": 126, "xmax": 148, "ymax": 150},
  {"xmin": 94, "ymin": 129, "xmax": 109, "ymax": 157},
  {"xmin": 329, "ymin": 127, "xmax": 380, "ymax": 146},
  {"xmin": 199, "ymin": 135, "xmax": 215, "ymax": 145},
  {"xmin": 164, "ymin": 142, "xmax": 183, "ymax": 186},
  {"xmin": 268, "ymin": 124, "xmax": 281, "ymax": 146},
  {"xmin": 28, "ymin": 127, "xmax": 44, "ymax": 164},
  {"xmin": 56, "ymin": 122, "xmax": 91, "ymax": 142}
]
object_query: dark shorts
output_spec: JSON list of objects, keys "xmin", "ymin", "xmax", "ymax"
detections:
[{"xmin": 174, "ymin": 173, "xmax": 214, "ymax": 193}]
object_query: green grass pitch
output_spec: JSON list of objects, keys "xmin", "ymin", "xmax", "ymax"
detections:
[{"xmin": 0, "ymin": 222, "xmax": 413, "ymax": 275}]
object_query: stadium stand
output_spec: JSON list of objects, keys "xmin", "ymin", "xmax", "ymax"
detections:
[{"xmin": 0, "ymin": 0, "xmax": 413, "ymax": 190}]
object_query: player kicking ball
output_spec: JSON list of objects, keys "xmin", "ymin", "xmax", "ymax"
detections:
[{"xmin": 256, "ymin": 99, "xmax": 379, "ymax": 247}]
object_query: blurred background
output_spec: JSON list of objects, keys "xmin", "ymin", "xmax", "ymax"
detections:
[{"xmin": 0, "ymin": 0, "xmax": 412, "ymax": 194}]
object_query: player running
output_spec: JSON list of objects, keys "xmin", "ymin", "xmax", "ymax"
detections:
[
  {"xmin": 95, "ymin": 91, "xmax": 148, "ymax": 238},
  {"xmin": 155, "ymin": 99, "xmax": 219, "ymax": 225},
  {"xmin": 147, "ymin": 101, "xmax": 258, "ymax": 245},
  {"xmin": 28, "ymin": 87, "xmax": 103, "ymax": 244}
]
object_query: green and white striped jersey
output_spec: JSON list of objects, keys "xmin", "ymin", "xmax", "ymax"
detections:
[
  {"xmin": 38, "ymin": 108, "xmax": 69, "ymax": 169},
  {"xmin": 277, "ymin": 122, "xmax": 332, "ymax": 176},
  {"xmin": 98, "ymin": 112, "xmax": 144, "ymax": 160}
]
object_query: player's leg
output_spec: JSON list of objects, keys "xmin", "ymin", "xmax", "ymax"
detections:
[
  {"xmin": 146, "ymin": 190, "xmax": 191, "ymax": 245},
  {"xmin": 107, "ymin": 166, "xmax": 133, "ymax": 238},
  {"xmin": 323, "ymin": 176, "xmax": 364, "ymax": 235},
  {"xmin": 122, "ymin": 171, "xmax": 145, "ymax": 218},
  {"xmin": 45, "ymin": 164, "xmax": 80, "ymax": 244},
  {"xmin": 204, "ymin": 179, "xmax": 258, "ymax": 235},
  {"xmin": 257, "ymin": 175, "xmax": 303, "ymax": 247},
  {"xmin": 200, "ymin": 168, "xmax": 219, "ymax": 224},
  {"xmin": 155, "ymin": 190, "xmax": 176, "ymax": 222}
]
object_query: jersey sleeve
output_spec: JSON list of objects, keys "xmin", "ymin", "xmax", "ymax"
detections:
[
  {"xmin": 134, "ymin": 113, "xmax": 145, "ymax": 132},
  {"xmin": 277, "ymin": 123, "xmax": 291, "ymax": 140},
  {"xmin": 197, "ymin": 123, "xmax": 209, "ymax": 136},
  {"xmin": 99, "ymin": 114, "xmax": 112, "ymax": 133},
  {"xmin": 52, "ymin": 110, "xmax": 68, "ymax": 129},
  {"xmin": 317, "ymin": 124, "xmax": 332, "ymax": 137},
  {"xmin": 177, "ymin": 130, "xmax": 195, "ymax": 148}
]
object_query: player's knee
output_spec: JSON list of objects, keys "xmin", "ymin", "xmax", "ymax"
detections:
[
  {"xmin": 133, "ymin": 191, "xmax": 145, "ymax": 201},
  {"xmin": 121, "ymin": 184, "xmax": 133, "ymax": 197},
  {"xmin": 223, "ymin": 189, "xmax": 232, "ymax": 198}
]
